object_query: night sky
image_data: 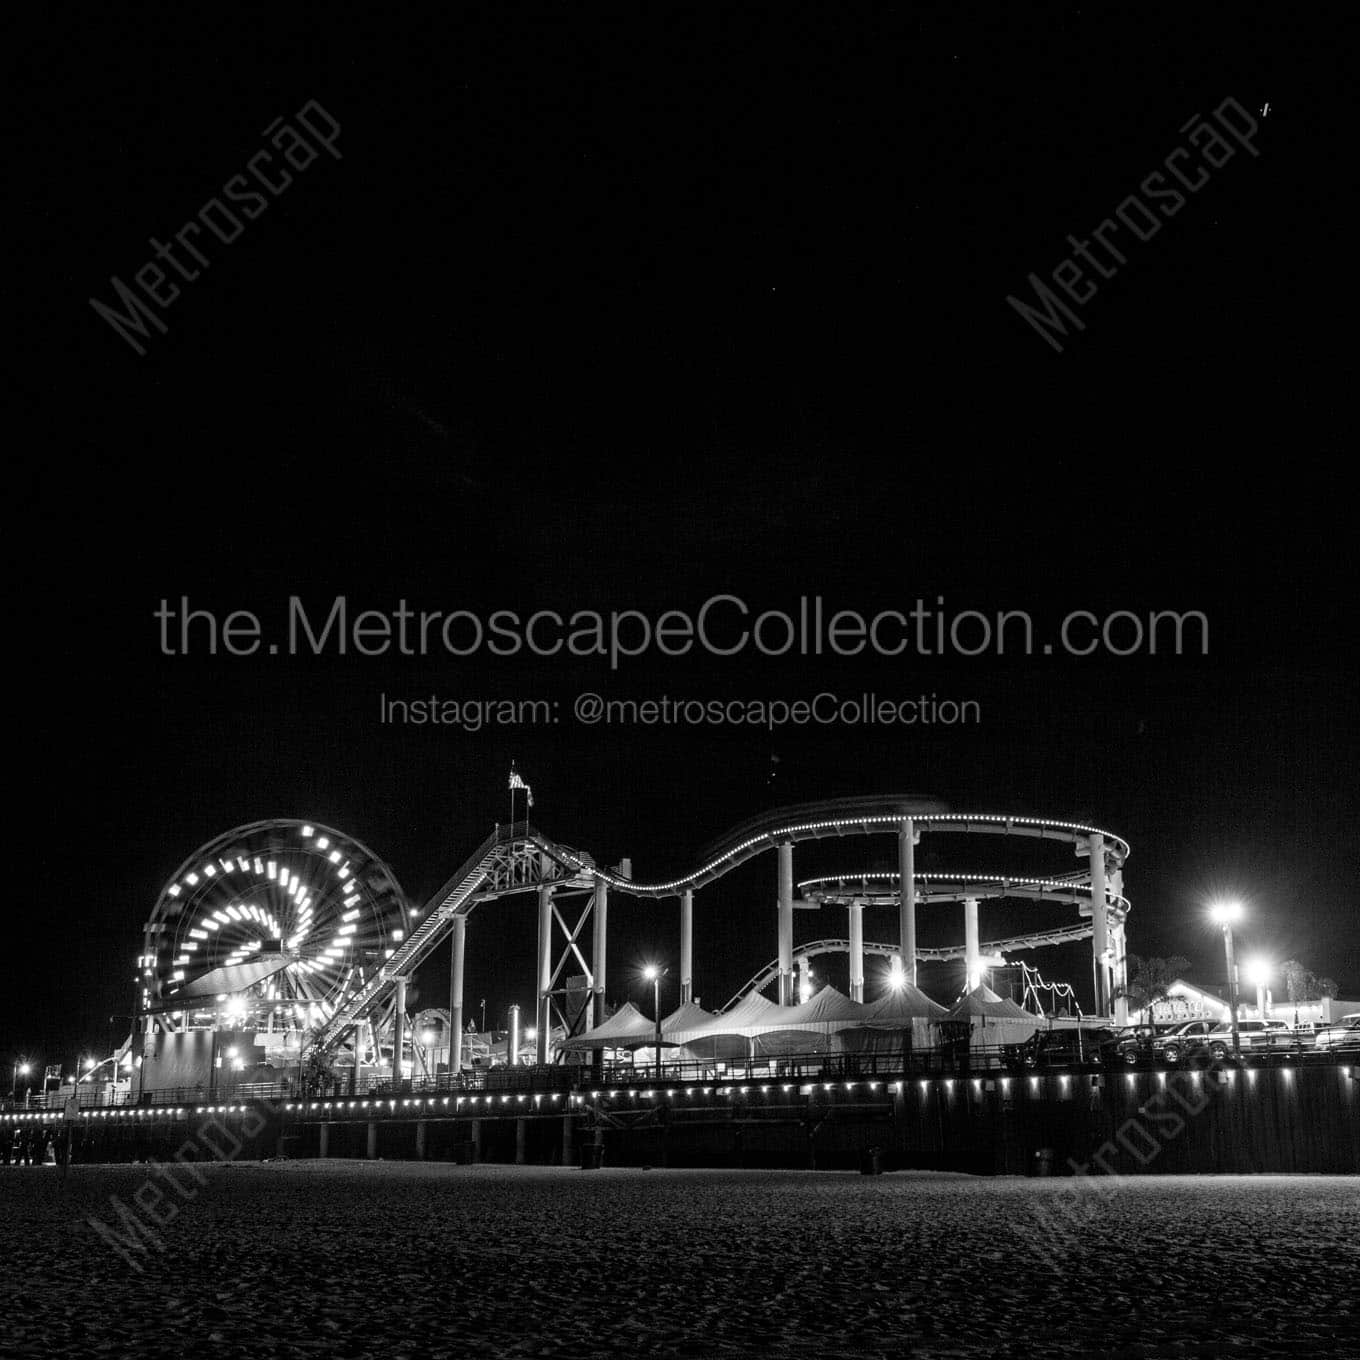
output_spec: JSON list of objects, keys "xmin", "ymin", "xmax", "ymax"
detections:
[{"xmin": 12, "ymin": 9, "xmax": 1354, "ymax": 1071}]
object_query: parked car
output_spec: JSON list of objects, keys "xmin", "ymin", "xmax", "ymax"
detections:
[
  {"xmin": 1313, "ymin": 1014, "xmax": 1360, "ymax": 1052},
  {"xmin": 1010, "ymin": 1027, "xmax": 1121, "ymax": 1068},
  {"xmin": 1143, "ymin": 1020, "xmax": 1218, "ymax": 1064},
  {"xmin": 1178, "ymin": 1019, "xmax": 1292, "ymax": 1060},
  {"xmin": 1109, "ymin": 1024, "xmax": 1155, "ymax": 1062}
]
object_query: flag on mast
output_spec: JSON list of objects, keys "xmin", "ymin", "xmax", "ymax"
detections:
[{"xmin": 509, "ymin": 768, "xmax": 534, "ymax": 808}]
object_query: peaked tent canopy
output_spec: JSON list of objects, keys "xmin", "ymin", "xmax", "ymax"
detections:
[
  {"xmin": 746, "ymin": 985, "xmax": 877, "ymax": 1055},
  {"xmin": 559, "ymin": 1001, "xmax": 659, "ymax": 1051},
  {"xmin": 667, "ymin": 986, "xmax": 881, "ymax": 1057},
  {"xmin": 768, "ymin": 985, "xmax": 874, "ymax": 1027},
  {"xmin": 661, "ymin": 1001, "xmax": 716, "ymax": 1038},
  {"xmin": 840, "ymin": 982, "xmax": 948, "ymax": 1056},
  {"xmin": 859, "ymin": 984, "xmax": 948, "ymax": 1025},
  {"xmin": 945, "ymin": 985, "xmax": 1035, "ymax": 1021},
  {"xmin": 667, "ymin": 991, "xmax": 781, "ymax": 1058},
  {"xmin": 943, "ymin": 985, "xmax": 1042, "ymax": 1048}
]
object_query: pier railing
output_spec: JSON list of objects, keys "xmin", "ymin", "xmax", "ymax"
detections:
[{"xmin": 4, "ymin": 1041, "xmax": 1352, "ymax": 1115}]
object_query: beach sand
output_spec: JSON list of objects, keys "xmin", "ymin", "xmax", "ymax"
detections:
[{"xmin": 1, "ymin": 1163, "xmax": 1356, "ymax": 1358}]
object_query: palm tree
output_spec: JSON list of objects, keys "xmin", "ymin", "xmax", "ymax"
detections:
[
  {"xmin": 1280, "ymin": 960, "xmax": 1339, "ymax": 1026},
  {"xmin": 1116, "ymin": 954, "xmax": 1191, "ymax": 1024}
]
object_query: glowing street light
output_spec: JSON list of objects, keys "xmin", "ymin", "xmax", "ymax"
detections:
[
  {"xmin": 1209, "ymin": 901, "xmax": 1244, "ymax": 1057},
  {"xmin": 11, "ymin": 1060, "xmax": 31, "ymax": 1099},
  {"xmin": 888, "ymin": 957, "xmax": 906, "ymax": 993},
  {"xmin": 798, "ymin": 959, "xmax": 815, "ymax": 1004},
  {"xmin": 643, "ymin": 964, "xmax": 668, "ymax": 1081}
]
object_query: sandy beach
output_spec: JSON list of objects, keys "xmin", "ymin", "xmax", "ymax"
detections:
[{"xmin": 1, "ymin": 1164, "xmax": 1356, "ymax": 1358}]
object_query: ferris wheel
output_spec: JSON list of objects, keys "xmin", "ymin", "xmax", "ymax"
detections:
[{"xmin": 139, "ymin": 820, "xmax": 408, "ymax": 1033}]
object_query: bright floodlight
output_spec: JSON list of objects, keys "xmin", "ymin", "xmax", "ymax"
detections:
[
  {"xmin": 1209, "ymin": 900, "xmax": 1243, "ymax": 925},
  {"xmin": 888, "ymin": 958, "xmax": 906, "ymax": 991},
  {"xmin": 524, "ymin": 1027, "xmax": 537, "ymax": 1042},
  {"xmin": 83, "ymin": 1058, "xmax": 96, "ymax": 1071},
  {"xmin": 19, "ymin": 1062, "xmax": 31, "ymax": 1075},
  {"xmin": 1245, "ymin": 957, "xmax": 1272, "ymax": 988},
  {"xmin": 643, "ymin": 964, "xmax": 659, "ymax": 981},
  {"xmin": 419, "ymin": 1029, "xmax": 435, "ymax": 1046}
]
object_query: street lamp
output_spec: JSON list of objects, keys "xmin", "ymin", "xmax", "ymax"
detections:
[
  {"xmin": 11, "ymin": 1060, "xmax": 31, "ymax": 1100},
  {"xmin": 643, "ymin": 964, "xmax": 668, "ymax": 1081},
  {"xmin": 1209, "ymin": 901, "xmax": 1244, "ymax": 1057},
  {"xmin": 1245, "ymin": 957, "xmax": 1272, "ymax": 1020}
]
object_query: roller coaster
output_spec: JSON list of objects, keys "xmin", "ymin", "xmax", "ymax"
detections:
[{"xmin": 131, "ymin": 795, "xmax": 1130, "ymax": 1090}]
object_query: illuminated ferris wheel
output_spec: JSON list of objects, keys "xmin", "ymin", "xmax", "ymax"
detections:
[{"xmin": 139, "ymin": 820, "xmax": 408, "ymax": 1033}]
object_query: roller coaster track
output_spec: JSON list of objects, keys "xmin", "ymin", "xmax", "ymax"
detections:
[
  {"xmin": 313, "ymin": 796, "xmax": 1128, "ymax": 1055},
  {"xmin": 799, "ymin": 872, "xmax": 1131, "ymax": 914},
  {"xmin": 721, "ymin": 926, "xmax": 1096, "ymax": 1011}
]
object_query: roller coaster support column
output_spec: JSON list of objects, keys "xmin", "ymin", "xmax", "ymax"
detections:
[
  {"xmin": 848, "ymin": 900, "xmax": 865, "ymax": 1001},
  {"xmin": 1088, "ymin": 833, "xmax": 1110, "ymax": 1017},
  {"xmin": 777, "ymin": 842, "xmax": 794, "ymax": 1005},
  {"xmin": 680, "ymin": 890, "xmax": 694, "ymax": 1003},
  {"xmin": 1110, "ymin": 865, "xmax": 1128, "ymax": 1026},
  {"xmin": 898, "ymin": 819, "xmax": 918, "ymax": 985},
  {"xmin": 448, "ymin": 914, "xmax": 467, "ymax": 1075},
  {"xmin": 591, "ymin": 876, "xmax": 609, "ymax": 1027},
  {"xmin": 1111, "ymin": 918, "xmax": 1129, "ymax": 1026},
  {"xmin": 964, "ymin": 898, "xmax": 981, "ymax": 990},
  {"xmin": 536, "ymin": 885, "xmax": 554, "ymax": 1065},
  {"xmin": 392, "ymin": 977, "xmax": 408, "ymax": 1085}
]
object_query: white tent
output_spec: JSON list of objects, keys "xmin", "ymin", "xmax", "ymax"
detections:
[
  {"xmin": 747, "ymin": 986, "xmax": 876, "ymax": 1055},
  {"xmin": 943, "ymin": 985, "xmax": 1042, "ymax": 1049},
  {"xmin": 667, "ymin": 992, "xmax": 782, "ymax": 1060},
  {"xmin": 859, "ymin": 984, "xmax": 948, "ymax": 1023},
  {"xmin": 840, "ymin": 983, "xmax": 947, "ymax": 1055},
  {"xmin": 558, "ymin": 1001, "xmax": 659, "ymax": 1052},
  {"xmin": 660, "ymin": 1000, "xmax": 716, "ymax": 1038},
  {"xmin": 669, "ymin": 987, "xmax": 883, "ymax": 1058}
]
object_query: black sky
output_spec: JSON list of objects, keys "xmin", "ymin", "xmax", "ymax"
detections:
[{"xmin": 11, "ymin": 8, "xmax": 1355, "ymax": 1068}]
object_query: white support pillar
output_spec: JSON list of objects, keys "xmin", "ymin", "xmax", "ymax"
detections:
[
  {"xmin": 1088, "ymin": 833, "xmax": 1109, "ymax": 1018},
  {"xmin": 776, "ymin": 842, "xmax": 794, "ymax": 1006},
  {"xmin": 898, "ymin": 819, "xmax": 918, "ymax": 985},
  {"xmin": 1109, "ymin": 865, "xmax": 1129, "ymax": 1026},
  {"xmin": 847, "ymin": 900, "xmax": 865, "ymax": 1002},
  {"xmin": 591, "ymin": 876, "xmax": 608, "ymax": 1027},
  {"xmin": 1111, "ymin": 918, "xmax": 1129, "ymax": 1028},
  {"xmin": 963, "ymin": 898, "xmax": 981, "ymax": 991},
  {"xmin": 392, "ymin": 977, "xmax": 408, "ymax": 1084},
  {"xmin": 448, "ymin": 914, "xmax": 467, "ymax": 1075},
  {"xmin": 680, "ymin": 889, "xmax": 693, "ymax": 1003},
  {"xmin": 536, "ymin": 885, "xmax": 553, "ymax": 1065}
]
